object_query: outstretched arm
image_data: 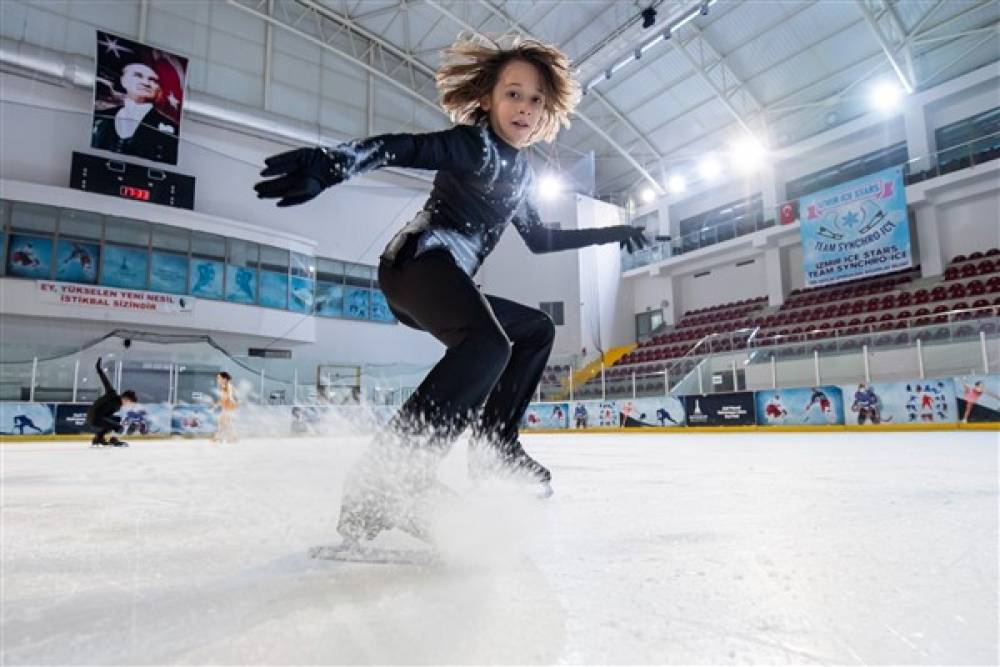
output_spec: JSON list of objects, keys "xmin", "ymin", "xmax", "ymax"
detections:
[
  {"xmin": 254, "ymin": 125, "xmax": 484, "ymax": 207},
  {"xmin": 95, "ymin": 358, "xmax": 114, "ymax": 394},
  {"xmin": 513, "ymin": 199, "xmax": 649, "ymax": 254}
]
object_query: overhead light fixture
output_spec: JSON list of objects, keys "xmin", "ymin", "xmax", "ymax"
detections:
[
  {"xmin": 700, "ymin": 1, "xmax": 710, "ymax": 15},
  {"xmin": 730, "ymin": 136, "xmax": 766, "ymax": 173},
  {"xmin": 870, "ymin": 80, "xmax": 904, "ymax": 113},
  {"xmin": 538, "ymin": 174, "xmax": 564, "ymax": 200},
  {"xmin": 667, "ymin": 174, "xmax": 686, "ymax": 194},
  {"xmin": 697, "ymin": 157, "xmax": 721, "ymax": 181},
  {"xmin": 640, "ymin": 187, "xmax": 657, "ymax": 204},
  {"xmin": 641, "ymin": 7, "xmax": 657, "ymax": 29}
]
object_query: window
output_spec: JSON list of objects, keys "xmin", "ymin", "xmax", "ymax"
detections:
[
  {"xmin": 55, "ymin": 209, "xmax": 102, "ymax": 285},
  {"xmin": 189, "ymin": 231, "xmax": 226, "ymax": 299},
  {"xmin": 226, "ymin": 238, "xmax": 258, "ymax": 304},
  {"xmin": 935, "ymin": 106, "xmax": 1000, "ymax": 166},
  {"xmin": 100, "ymin": 217, "xmax": 149, "ymax": 290},
  {"xmin": 315, "ymin": 257, "xmax": 344, "ymax": 317},
  {"xmin": 784, "ymin": 143, "xmax": 908, "ymax": 201},
  {"xmin": 259, "ymin": 245, "xmax": 289, "ymax": 309},
  {"xmin": 7, "ymin": 202, "xmax": 57, "ymax": 279},
  {"xmin": 344, "ymin": 263, "xmax": 372, "ymax": 319},
  {"xmin": 150, "ymin": 224, "xmax": 189, "ymax": 294},
  {"xmin": 635, "ymin": 309, "xmax": 663, "ymax": 340},
  {"xmin": 540, "ymin": 301, "xmax": 565, "ymax": 325},
  {"xmin": 289, "ymin": 251, "xmax": 316, "ymax": 313}
]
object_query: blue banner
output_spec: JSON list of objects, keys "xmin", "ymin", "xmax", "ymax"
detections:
[
  {"xmin": 800, "ymin": 165, "xmax": 911, "ymax": 288},
  {"xmin": 755, "ymin": 386, "xmax": 845, "ymax": 426},
  {"xmin": 150, "ymin": 251, "xmax": 188, "ymax": 294},
  {"xmin": 101, "ymin": 244, "xmax": 149, "ymax": 289},
  {"xmin": 189, "ymin": 258, "xmax": 224, "ymax": 299}
]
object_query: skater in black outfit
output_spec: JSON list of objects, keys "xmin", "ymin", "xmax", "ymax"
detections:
[
  {"xmin": 255, "ymin": 36, "xmax": 648, "ymax": 543},
  {"xmin": 86, "ymin": 357, "xmax": 137, "ymax": 446}
]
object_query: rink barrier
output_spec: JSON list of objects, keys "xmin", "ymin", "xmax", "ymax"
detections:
[{"xmin": 0, "ymin": 374, "xmax": 997, "ymax": 440}]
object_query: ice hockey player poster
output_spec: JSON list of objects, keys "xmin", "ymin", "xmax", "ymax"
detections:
[
  {"xmin": 91, "ymin": 31, "xmax": 188, "ymax": 165},
  {"xmin": 953, "ymin": 374, "xmax": 1000, "ymax": 423},
  {"xmin": 800, "ymin": 165, "xmax": 911, "ymax": 288},
  {"xmin": 522, "ymin": 403, "xmax": 569, "ymax": 429},
  {"xmin": 170, "ymin": 405, "xmax": 217, "ymax": 435},
  {"xmin": 683, "ymin": 392, "xmax": 755, "ymax": 426},
  {"xmin": 755, "ymin": 386, "xmax": 845, "ymax": 426},
  {"xmin": 840, "ymin": 379, "xmax": 957, "ymax": 426}
]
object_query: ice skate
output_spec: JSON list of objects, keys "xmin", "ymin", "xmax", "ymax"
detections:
[
  {"xmin": 336, "ymin": 431, "xmax": 454, "ymax": 545},
  {"xmin": 469, "ymin": 438, "xmax": 553, "ymax": 498}
]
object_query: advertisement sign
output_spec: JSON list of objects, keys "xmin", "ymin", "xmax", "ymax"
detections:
[
  {"xmin": 684, "ymin": 392, "xmax": 756, "ymax": 426},
  {"xmin": 7, "ymin": 234, "xmax": 53, "ymax": 279},
  {"xmin": 289, "ymin": 276, "xmax": 315, "ymax": 313},
  {"xmin": 189, "ymin": 258, "xmax": 223, "ymax": 299},
  {"xmin": 54, "ymin": 403, "xmax": 92, "ymax": 434},
  {"xmin": 38, "ymin": 281, "xmax": 193, "ymax": 314},
  {"xmin": 345, "ymin": 287, "xmax": 370, "ymax": 319},
  {"xmin": 800, "ymin": 165, "xmax": 911, "ymax": 288},
  {"xmin": 54, "ymin": 402, "xmax": 170, "ymax": 435},
  {"xmin": 523, "ymin": 403, "xmax": 570, "ymax": 429},
  {"xmin": 170, "ymin": 405, "xmax": 217, "ymax": 435},
  {"xmin": 841, "ymin": 379, "xmax": 957, "ymax": 426},
  {"xmin": 954, "ymin": 374, "xmax": 1000, "ymax": 423},
  {"xmin": 0, "ymin": 403, "xmax": 55, "ymax": 435},
  {"xmin": 55, "ymin": 240, "xmax": 100, "ymax": 284},
  {"xmin": 315, "ymin": 281, "xmax": 343, "ymax": 317},
  {"xmin": 91, "ymin": 31, "xmax": 188, "ymax": 165},
  {"xmin": 755, "ymin": 386, "xmax": 845, "ymax": 426}
]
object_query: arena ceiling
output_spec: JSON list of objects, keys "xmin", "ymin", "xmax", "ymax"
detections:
[
  {"xmin": 3, "ymin": 0, "xmax": 998, "ymax": 198},
  {"xmin": 233, "ymin": 0, "xmax": 999, "ymax": 198}
]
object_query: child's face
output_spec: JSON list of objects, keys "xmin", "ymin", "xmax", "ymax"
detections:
[
  {"xmin": 217, "ymin": 375, "xmax": 227, "ymax": 387},
  {"xmin": 480, "ymin": 60, "xmax": 546, "ymax": 148}
]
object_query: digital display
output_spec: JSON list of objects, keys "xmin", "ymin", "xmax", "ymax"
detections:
[{"xmin": 119, "ymin": 185, "xmax": 151, "ymax": 201}]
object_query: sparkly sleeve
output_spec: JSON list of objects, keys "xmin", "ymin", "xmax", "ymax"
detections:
[
  {"xmin": 325, "ymin": 124, "xmax": 486, "ymax": 177},
  {"xmin": 513, "ymin": 196, "xmax": 620, "ymax": 253}
]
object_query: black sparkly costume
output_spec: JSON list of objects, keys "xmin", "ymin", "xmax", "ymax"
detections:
[{"xmin": 255, "ymin": 122, "xmax": 647, "ymax": 542}]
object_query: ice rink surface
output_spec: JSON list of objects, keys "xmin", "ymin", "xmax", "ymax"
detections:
[{"xmin": 2, "ymin": 430, "xmax": 997, "ymax": 665}]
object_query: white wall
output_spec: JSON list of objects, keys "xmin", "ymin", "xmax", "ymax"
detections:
[
  {"xmin": 936, "ymin": 189, "xmax": 1000, "ymax": 262},
  {"xmin": 677, "ymin": 257, "xmax": 767, "ymax": 314},
  {"xmin": 478, "ymin": 192, "xmax": 584, "ymax": 358},
  {"xmin": 577, "ymin": 197, "xmax": 634, "ymax": 353}
]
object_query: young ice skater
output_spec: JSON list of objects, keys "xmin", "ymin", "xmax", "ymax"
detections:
[
  {"xmin": 212, "ymin": 371, "xmax": 239, "ymax": 444},
  {"xmin": 255, "ymin": 35, "xmax": 648, "ymax": 544},
  {"xmin": 86, "ymin": 357, "xmax": 137, "ymax": 447}
]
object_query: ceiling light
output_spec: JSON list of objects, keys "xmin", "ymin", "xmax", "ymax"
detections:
[
  {"xmin": 730, "ymin": 136, "xmax": 766, "ymax": 173},
  {"xmin": 538, "ymin": 174, "xmax": 563, "ymax": 200},
  {"xmin": 640, "ymin": 187, "xmax": 656, "ymax": 204},
  {"xmin": 870, "ymin": 80, "xmax": 904, "ymax": 113},
  {"xmin": 667, "ymin": 175, "xmax": 686, "ymax": 194},
  {"xmin": 697, "ymin": 157, "xmax": 721, "ymax": 181}
]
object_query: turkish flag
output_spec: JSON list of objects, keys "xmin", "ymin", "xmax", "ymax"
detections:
[{"xmin": 779, "ymin": 200, "xmax": 798, "ymax": 225}]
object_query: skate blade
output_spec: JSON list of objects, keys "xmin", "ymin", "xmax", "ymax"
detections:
[{"xmin": 308, "ymin": 544, "xmax": 438, "ymax": 566}]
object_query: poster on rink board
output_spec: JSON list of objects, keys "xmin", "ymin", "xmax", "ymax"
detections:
[
  {"xmin": 952, "ymin": 374, "xmax": 1000, "ymax": 423},
  {"xmin": 683, "ymin": 392, "xmax": 756, "ymax": 427},
  {"xmin": 0, "ymin": 402, "xmax": 55, "ymax": 435},
  {"xmin": 522, "ymin": 403, "xmax": 570, "ymax": 429},
  {"xmin": 755, "ymin": 386, "xmax": 845, "ymax": 426},
  {"xmin": 840, "ymin": 379, "xmax": 957, "ymax": 426},
  {"xmin": 54, "ymin": 403, "xmax": 170, "ymax": 435}
]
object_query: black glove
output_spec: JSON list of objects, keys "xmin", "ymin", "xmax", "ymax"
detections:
[
  {"xmin": 254, "ymin": 147, "xmax": 353, "ymax": 207},
  {"xmin": 608, "ymin": 225, "xmax": 650, "ymax": 254}
]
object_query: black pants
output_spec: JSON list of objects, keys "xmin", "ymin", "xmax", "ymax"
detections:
[
  {"xmin": 88, "ymin": 414, "xmax": 122, "ymax": 442},
  {"xmin": 379, "ymin": 248, "xmax": 555, "ymax": 466}
]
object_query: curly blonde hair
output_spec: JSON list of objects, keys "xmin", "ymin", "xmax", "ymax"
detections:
[{"xmin": 436, "ymin": 34, "xmax": 580, "ymax": 145}]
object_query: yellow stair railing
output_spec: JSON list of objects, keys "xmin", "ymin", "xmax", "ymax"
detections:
[{"xmin": 554, "ymin": 344, "xmax": 635, "ymax": 401}]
